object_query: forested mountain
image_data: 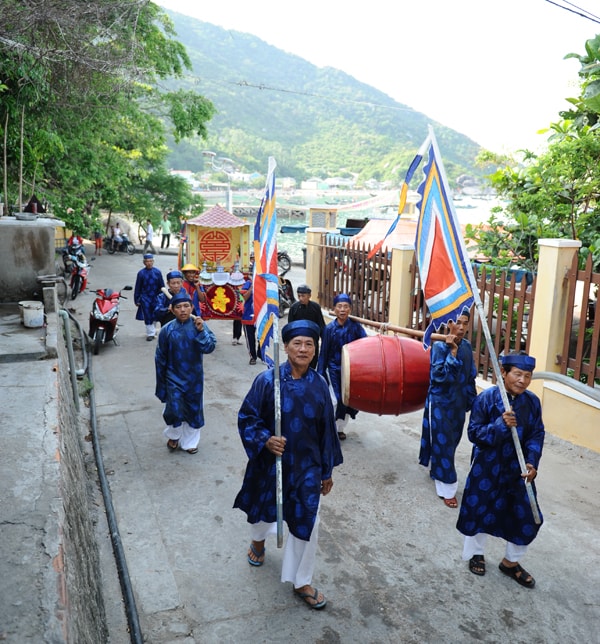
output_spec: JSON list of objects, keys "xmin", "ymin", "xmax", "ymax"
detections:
[{"xmin": 164, "ymin": 10, "xmax": 483, "ymax": 185}]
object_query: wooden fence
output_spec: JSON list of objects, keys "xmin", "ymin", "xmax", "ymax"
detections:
[
  {"xmin": 318, "ymin": 237, "xmax": 599, "ymax": 388},
  {"xmin": 320, "ymin": 236, "xmax": 392, "ymax": 323},
  {"xmin": 559, "ymin": 253, "xmax": 600, "ymax": 387}
]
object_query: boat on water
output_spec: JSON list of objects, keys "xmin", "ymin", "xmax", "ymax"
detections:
[
  {"xmin": 280, "ymin": 224, "xmax": 309, "ymax": 234},
  {"xmin": 338, "ymin": 227, "xmax": 362, "ymax": 237}
]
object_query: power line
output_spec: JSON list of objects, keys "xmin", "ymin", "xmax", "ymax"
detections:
[{"xmin": 544, "ymin": 0, "xmax": 600, "ymax": 24}]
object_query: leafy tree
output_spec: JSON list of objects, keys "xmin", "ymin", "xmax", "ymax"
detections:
[
  {"xmin": 0, "ymin": 0, "xmax": 214, "ymax": 228},
  {"xmin": 466, "ymin": 35, "xmax": 600, "ymax": 271}
]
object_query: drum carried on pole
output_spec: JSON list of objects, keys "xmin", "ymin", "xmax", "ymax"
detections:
[{"xmin": 341, "ymin": 335, "xmax": 430, "ymax": 416}]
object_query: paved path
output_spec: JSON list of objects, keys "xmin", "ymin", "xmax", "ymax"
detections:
[{"xmin": 2, "ymin": 245, "xmax": 598, "ymax": 643}]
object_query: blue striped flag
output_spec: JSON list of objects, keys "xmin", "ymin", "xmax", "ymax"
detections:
[
  {"xmin": 253, "ymin": 157, "xmax": 279, "ymax": 366},
  {"xmin": 415, "ymin": 129, "xmax": 474, "ymax": 348},
  {"xmin": 367, "ymin": 139, "xmax": 429, "ymax": 259}
]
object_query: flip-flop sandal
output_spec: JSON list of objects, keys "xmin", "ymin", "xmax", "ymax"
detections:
[
  {"xmin": 498, "ymin": 562, "xmax": 535, "ymax": 588},
  {"xmin": 247, "ymin": 543, "xmax": 265, "ymax": 567},
  {"xmin": 440, "ymin": 496, "xmax": 458, "ymax": 508},
  {"xmin": 337, "ymin": 431, "xmax": 346, "ymax": 440},
  {"xmin": 167, "ymin": 439, "xmax": 179, "ymax": 451},
  {"xmin": 469, "ymin": 555, "xmax": 486, "ymax": 576},
  {"xmin": 293, "ymin": 587, "xmax": 327, "ymax": 610},
  {"xmin": 186, "ymin": 447, "xmax": 198, "ymax": 454}
]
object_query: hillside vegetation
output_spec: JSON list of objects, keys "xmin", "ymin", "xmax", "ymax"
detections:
[{"xmin": 164, "ymin": 11, "xmax": 483, "ymax": 185}]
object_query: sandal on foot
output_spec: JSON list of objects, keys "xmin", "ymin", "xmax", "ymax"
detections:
[
  {"xmin": 247, "ymin": 543, "xmax": 265, "ymax": 567},
  {"xmin": 186, "ymin": 447, "xmax": 198, "ymax": 454},
  {"xmin": 440, "ymin": 496, "xmax": 458, "ymax": 508},
  {"xmin": 498, "ymin": 562, "xmax": 535, "ymax": 589},
  {"xmin": 293, "ymin": 586, "xmax": 327, "ymax": 610},
  {"xmin": 469, "ymin": 555, "xmax": 486, "ymax": 576},
  {"xmin": 167, "ymin": 439, "xmax": 179, "ymax": 451},
  {"xmin": 337, "ymin": 431, "xmax": 347, "ymax": 440}
]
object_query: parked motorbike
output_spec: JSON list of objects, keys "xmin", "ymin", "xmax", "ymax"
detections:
[
  {"xmin": 62, "ymin": 243, "xmax": 92, "ymax": 300},
  {"xmin": 279, "ymin": 275, "xmax": 295, "ymax": 318},
  {"xmin": 249, "ymin": 250, "xmax": 292, "ymax": 275},
  {"xmin": 105, "ymin": 234, "xmax": 135, "ymax": 255},
  {"xmin": 88, "ymin": 285, "xmax": 133, "ymax": 354}
]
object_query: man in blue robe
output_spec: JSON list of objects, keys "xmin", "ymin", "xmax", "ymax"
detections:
[
  {"xmin": 153, "ymin": 270, "xmax": 184, "ymax": 327},
  {"xmin": 134, "ymin": 253, "xmax": 165, "ymax": 341},
  {"xmin": 419, "ymin": 310, "xmax": 477, "ymax": 507},
  {"xmin": 234, "ymin": 320, "xmax": 342, "ymax": 610},
  {"xmin": 456, "ymin": 351, "xmax": 544, "ymax": 588},
  {"xmin": 317, "ymin": 293, "xmax": 366, "ymax": 439},
  {"xmin": 155, "ymin": 291, "xmax": 216, "ymax": 454}
]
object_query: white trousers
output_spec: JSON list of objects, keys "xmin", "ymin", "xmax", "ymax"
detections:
[
  {"xmin": 163, "ymin": 421, "xmax": 201, "ymax": 451},
  {"xmin": 462, "ymin": 533, "xmax": 528, "ymax": 562},
  {"xmin": 250, "ymin": 507, "xmax": 321, "ymax": 589},
  {"xmin": 435, "ymin": 479, "xmax": 459, "ymax": 499},
  {"xmin": 145, "ymin": 323, "xmax": 156, "ymax": 338}
]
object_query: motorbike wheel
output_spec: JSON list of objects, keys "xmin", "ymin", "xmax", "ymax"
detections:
[
  {"xmin": 278, "ymin": 253, "xmax": 291, "ymax": 274},
  {"xmin": 279, "ymin": 299, "xmax": 290, "ymax": 319},
  {"xmin": 71, "ymin": 275, "xmax": 81, "ymax": 300},
  {"xmin": 126, "ymin": 243, "xmax": 135, "ymax": 255},
  {"xmin": 108, "ymin": 245, "xmax": 116, "ymax": 255},
  {"xmin": 93, "ymin": 328, "xmax": 105, "ymax": 355}
]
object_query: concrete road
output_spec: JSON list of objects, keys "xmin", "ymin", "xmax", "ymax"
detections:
[{"xmin": 70, "ymin": 248, "xmax": 600, "ymax": 643}]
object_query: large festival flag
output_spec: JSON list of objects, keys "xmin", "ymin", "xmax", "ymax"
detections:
[
  {"xmin": 367, "ymin": 139, "xmax": 430, "ymax": 260},
  {"xmin": 253, "ymin": 156, "xmax": 279, "ymax": 366},
  {"xmin": 415, "ymin": 128, "xmax": 475, "ymax": 348}
]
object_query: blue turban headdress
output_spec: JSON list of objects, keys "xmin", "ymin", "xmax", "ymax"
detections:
[
  {"xmin": 501, "ymin": 353, "xmax": 536, "ymax": 372},
  {"xmin": 166, "ymin": 270, "xmax": 183, "ymax": 281},
  {"xmin": 333, "ymin": 293, "xmax": 351, "ymax": 306},
  {"xmin": 281, "ymin": 320, "xmax": 320, "ymax": 344},
  {"xmin": 143, "ymin": 253, "xmax": 154, "ymax": 260},
  {"xmin": 170, "ymin": 291, "xmax": 192, "ymax": 307}
]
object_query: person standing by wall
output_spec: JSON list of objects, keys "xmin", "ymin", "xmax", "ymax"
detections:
[
  {"xmin": 155, "ymin": 291, "xmax": 217, "ymax": 455},
  {"xmin": 234, "ymin": 320, "xmax": 342, "ymax": 609},
  {"xmin": 418, "ymin": 310, "xmax": 477, "ymax": 508},
  {"xmin": 160, "ymin": 214, "xmax": 172, "ymax": 249},
  {"xmin": 287, "ymin": 284, "xmax": 325, "ymax": 369},
  {"xmin": 143, "ymin": 219, "xmax": 158, "ymax": 255},
  {"xmin": 240, "ymin": 279, "xmax": 260, "ymax": 365},
  {"xmin": 317, "ymin": 293, "xmax": 366, "ymax": 440},
  {"xmin": 456, "ymin": 351, "xmax": 544, "ymax": 588},
  {"xmin": 134, "ymin": 253, "xmax": 165, "ymax": 341}
]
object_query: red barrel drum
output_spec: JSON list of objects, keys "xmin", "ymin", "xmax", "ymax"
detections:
[{"xmin": 341, "ymin": 335, "xmax": 431, "ymax": 416}]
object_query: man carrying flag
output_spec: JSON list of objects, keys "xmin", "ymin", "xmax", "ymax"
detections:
[{"xmin": 412, "ymin": 127, "xmax": 542, "ymax": 531}]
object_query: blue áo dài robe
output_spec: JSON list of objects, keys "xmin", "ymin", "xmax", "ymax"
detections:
[
  {"xmin": 234, "ymin": 362, "xmax": 343, "ymax": 541},
  {"xmin": 419, "ymin": 338, "xmax": 477, "ymax": 484},
  {"xmin": 317, "ymin": 318, "xmax": 366, "ymax": 420},
  {"xmin": 456, "ymin": 386, "xmax": 545, "ymax": 544},
  {"xmin": 155, "ymin": 318, "xmax": 216, "ymax": 429},
  {"xmin": 134, "ymin": 266, "xmax": 164, "ymax": 324}
]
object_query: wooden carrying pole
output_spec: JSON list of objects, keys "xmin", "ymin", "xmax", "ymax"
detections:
[{"xmin": 271, "ymin": 315, "xmax": 284, "ymax": 548}]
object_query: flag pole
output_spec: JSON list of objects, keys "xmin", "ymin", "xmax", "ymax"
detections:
[
  {"xmin": 428, "ymin": 127, "xmax": 541, "ymax": 524},
  {"xmin": 272, "ymin": 313, "xmax": 284, "ymax": 547}
]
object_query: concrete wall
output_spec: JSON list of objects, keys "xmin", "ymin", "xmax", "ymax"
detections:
[
  {"xmin": 0, "ymin": 217, "xmax": 62, "ymax": 302},
  {"xmin": 53, "ymin": 304, "xmax": 109, "ymax": 642}
]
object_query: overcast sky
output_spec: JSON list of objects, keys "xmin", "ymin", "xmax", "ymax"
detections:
[{"xmin": 157, "ymin": 0, "xmax": 599, "ymax": 153}]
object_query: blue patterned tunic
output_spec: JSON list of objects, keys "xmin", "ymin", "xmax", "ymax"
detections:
[
  {"xmin": 234, "ymin": 362, "xmax": 343, "ymax": 541},
  {"xmin": 155, "ymin": 319, "xmax": 216, "ymax": 428},
  {"xmin": 317, "ymin": 318, "xmax": 366, "ymax": 420},
  {"xmin": 134, "ymin": 266, "xmax": 165, "ymax": 324},
  {"xmin": 456, "ymin": 386, "xmax": 544, "ymax": 544},
  {"xmin": 419, "ymin": 338, "xmax": 477, "ymax": 484}
]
